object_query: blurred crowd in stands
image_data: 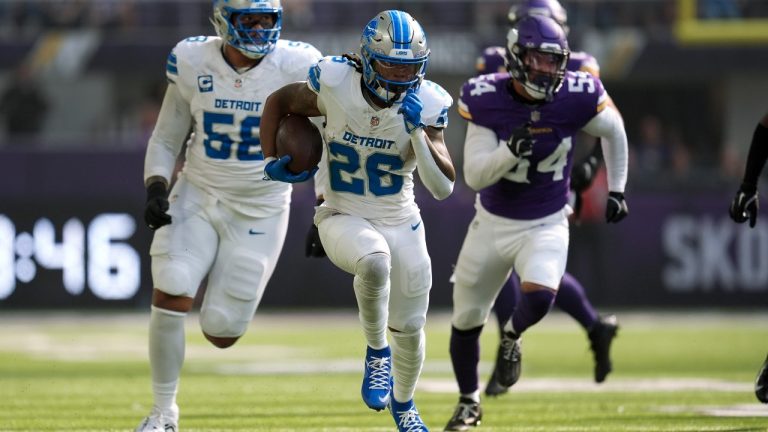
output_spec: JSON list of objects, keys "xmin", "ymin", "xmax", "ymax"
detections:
[
  {"xmin": 0, "ymin": 0, "xmax": 766, "ymax": 190},
  {"xmin": 2, "ymin": 0, "xmax": 766, "ymax": 39}
]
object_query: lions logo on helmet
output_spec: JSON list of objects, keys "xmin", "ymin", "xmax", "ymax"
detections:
[
  {"xmin": 211, "ymin": 0, "xmax": 282, "ymax": 59},
  {"xmin": 506, "ymin": 14, "xmax": 569, "ymax": 101},
  {"xmin": 360, "ymin": 10, "xmax": 429, "ymax": 103}
]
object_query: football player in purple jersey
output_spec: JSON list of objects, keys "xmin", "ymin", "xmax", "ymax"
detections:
[
  {"xmin": 727, "ymin": 111, "xmax": 768, "ymax": 404},
  {"xmin": 444, "ymin": 14, "xmax": 628, "ymax": 431},
  {"xmin": 472, "ymin": 0, "xmax": 620, "ymax": 401}
]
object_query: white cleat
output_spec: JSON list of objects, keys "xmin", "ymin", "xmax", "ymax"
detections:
[{"xmin": 135, "ymin": 405, "xmax": 178, "ymax": 432}]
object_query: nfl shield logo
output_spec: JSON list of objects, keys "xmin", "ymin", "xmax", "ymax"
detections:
[
  {"xmin": 235, "ymin": 78, "xmax": 242, "ymax": 88},
  {"xmin": 530, "ymin": 110, "xmax": 540, "ymax": 122},
  {"xmin": 370, "ymin": 116, "xmax": 380, "ymax": 127}
]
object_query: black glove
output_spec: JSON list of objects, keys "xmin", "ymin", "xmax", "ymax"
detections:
[
  {"xmin": 729, "ymin": 183, "xmax": 758, "ymax": 228},
  {"xmin": 144, "ymin": 182, "xmax": 171, "ymax": 230},
  {"xmin": 506, "ymin": 122, "xmax": 534, "ymax": 158},
  {"xmin": 305, "ymin": 223, "xmax": 326, "ymax": 258},
  {"xmin": 605, "ymin": 191, "xmax": 628, "ymax": 223}
]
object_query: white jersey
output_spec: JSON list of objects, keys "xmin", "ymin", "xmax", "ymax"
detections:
[
  {"xmin": 307, "ymin": 56, "xmax": 452, "ymax": 224},
  {"xmin": 145, "ymin": 36, "xmax": 321, "ymax": 217}
]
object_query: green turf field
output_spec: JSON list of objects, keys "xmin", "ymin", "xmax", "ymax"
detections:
[{"xmin": 0, "ymin": 310, "xmax": 766, "ymax": 431}]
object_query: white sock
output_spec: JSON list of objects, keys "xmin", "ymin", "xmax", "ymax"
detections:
[
  {"xmin": 461, "ymin": 390, "xmax": 481, "ymax": 403},
  {"xmin": 390, "ymin": 329, "xmax": 425, "ymax": 403},
  {"xmin": 149, "ymin": 305, "xmax": 186, "ymax": 417}
]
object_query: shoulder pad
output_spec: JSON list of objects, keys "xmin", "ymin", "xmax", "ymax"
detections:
[
  {"xmin": 418, "ymin": 80, "xmax": 453, "ymax": 128},
  {"xmin": 307, "ymin": 55, "xmax": 357, "ymax": 93},
  {"xmin": 569, "ymin": 51, "xmax": 601, "ymax": 77},
  {"xmin": 166, "ymin": 36, "xmax": 219, "ymax": 81},
  {"xmin": 457, "ymin": 74, "xmax": 506, "ymax": 121},
  {"xmin": 274, "ymin": 39, "xmax": 322, "ymax": 74}
]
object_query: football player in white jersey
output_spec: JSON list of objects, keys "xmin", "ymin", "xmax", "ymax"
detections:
[
  {"xmin": 136, "ymin": 1, "xmax": 321, "ymax": 431},
  {"xmin": 259, "ymin": 10, "xmax": 454, "ymax": 431}
]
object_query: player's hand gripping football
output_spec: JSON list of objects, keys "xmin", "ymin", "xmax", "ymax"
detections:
[
  {"xmin": 264, "ymin": 155, "xmax": 316, "ymax": 183},
  {"xmin": 399, "ymin": 89, "xmax": 424, "ymax": 133},
  {"xmin": 506, "ymin": 122, "xmax": 534, "ymax": 158},
  {"xmin": 729, "ymin": 183, "xmax": 759, "ymax": 228},
  {"xmin": 605, "ymin": 191, "xmax": 629, "ymax": 223},
  {"xmin": 144, "ymin": 182, "xmax": 172, "ymax": 230}
]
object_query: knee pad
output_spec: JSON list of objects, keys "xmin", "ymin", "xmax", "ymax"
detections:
[
  {"xmin": 152, "ymin": 257, "xmax": 194, "ymax": 297},
  {"xmin": 389, "ymin": 314, "xmax": 426, "ymax": 335},
  {"xmin": 200, "ymin": 250, "xmax": 267, "ymax": 338},
  {"xmin": 355, "ymin": 252, "xmax": 390, "ymax": 285}
]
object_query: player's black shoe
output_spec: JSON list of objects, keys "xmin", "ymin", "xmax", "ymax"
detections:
[
  {"xmin": 494, "ymin": 331, "xmax": 522, "ymax": 388},
  {"xmin": 588, "ymin": 315, "xmax": 619, "ymax": 383},
  {"xmin": 483, "ymin": 369, "xmax": 509, "ymax": 397},
  {"xmin": 444, "ymin": 397, "xmax": 482, "ymax": 431},
  {"xmin": 756, "ymin": 353, "xmax": 768, "ymax": 404}
]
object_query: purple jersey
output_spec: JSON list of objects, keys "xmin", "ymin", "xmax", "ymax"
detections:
[
  {"xmin": 476, "ymin": 46, "xmax": 507, "ymax": 75},
  {"xmin": 568, "ymin": 51, "xmax": 600, "ymax": 77},
  {"xmin": 458, "ymin": 71, "xmax": 607, "ymax": 220}
]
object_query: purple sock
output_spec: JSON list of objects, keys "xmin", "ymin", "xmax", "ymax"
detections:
[
  {"xmin": 493, "ymin": 274, "xmax": 520, "ymax": 332},
  {"xmin": 555, "ymin": 272, "xmax": 599, "ymax": 330},
  {"xmin": 449, "ymin": 325, "xmax": 482, "ymax": 395},
  {"xmin": 510, "ymin": 289, "xmax": 555, "ymax": 336}
]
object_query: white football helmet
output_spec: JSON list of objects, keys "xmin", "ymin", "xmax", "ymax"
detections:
[
  {"xmin": 360, "ymin": 10, "xmax": 429, "ymax": 104},
  {"xmin": 211, "ymin": 0, "xmax": 282, "ymax": 59}
]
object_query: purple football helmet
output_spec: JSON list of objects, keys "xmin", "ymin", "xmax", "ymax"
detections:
[
  {"xmin": 506, "ymin": 14, "xmax": 569, "ymax": 101},
  {"xmin": 508, "ymin": 0, "xmax": 569, "ymax": 35},
  {"xmin": 475, "ymin": 46, "xmax": 506, "ymax": 75}
]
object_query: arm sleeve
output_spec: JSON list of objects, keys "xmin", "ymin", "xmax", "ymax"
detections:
[
  {"xmin": 742, "ymin": 121, "xmax": 768, "ymax": 187},
  {"xmin": 462, "ymin": 122, "xmax": 518, "ymax": 191},
  {"xmin": 581, "ymin": 106, "xmax": 628, "ymax": 193},
  {"xmin": 411, "ymin": 129, "xmax": 453, "ymax": 200},
  {"xmin": 143, "ymin": 83, "xmax": 192, "ymax": 185}
]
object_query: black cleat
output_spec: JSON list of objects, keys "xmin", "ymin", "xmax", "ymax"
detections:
[
  {"xmin": 444, "ymin": 397, "xmax": 482, "ymax": 431},
  {"xmin": 756, "ymin": 353, "xmax": 768, "ymax": 404},
  {"xmin": 483, "ymin": 368, "xmax": 509, "ymax": 397},
  {"xmin": 588, "ymin": 315, "xmax": 619, "ymax": 383},
  {"xmin": 494, "ymin": 331, "xmax": 522, "ymax": 388}
]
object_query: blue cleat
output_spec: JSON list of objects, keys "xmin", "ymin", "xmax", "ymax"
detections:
[
  {"xmin": 389, "ymin": 398, "xmax": 428, "ymax": 432},
  {"xmin": 361, "ymin": 345, "xmax": 392, "ymax": 411}
]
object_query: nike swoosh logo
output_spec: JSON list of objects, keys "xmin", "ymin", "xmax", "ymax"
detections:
[
  {"xmin": 249, "ymin": 229, "xmax": 265, "ymax": 235},
  {"xmin": 410, "ymin": 221, "xmax": 422, "ymax": 231}
]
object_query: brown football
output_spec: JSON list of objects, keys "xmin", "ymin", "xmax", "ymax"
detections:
[{"xmin": 275, "ymin": 115, "xmax": 323, "ymax": 174}]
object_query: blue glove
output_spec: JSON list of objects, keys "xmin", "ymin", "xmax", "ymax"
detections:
[
  {"xmin": 398, "ymin": 89, "xmax": 424, "ymax": 133},
  {"xmin": 264, "ymin": 155, "xmax": 316, "ymax": 183}
]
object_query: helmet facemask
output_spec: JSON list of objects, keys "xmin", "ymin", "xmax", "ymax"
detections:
[
  {"xmin": 211, "ymin": 0, "xmax": 282, "ymax": 59},
  {"xmin": 360, "ymin": 10, "xmax": 429, "ymax": 104}
]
